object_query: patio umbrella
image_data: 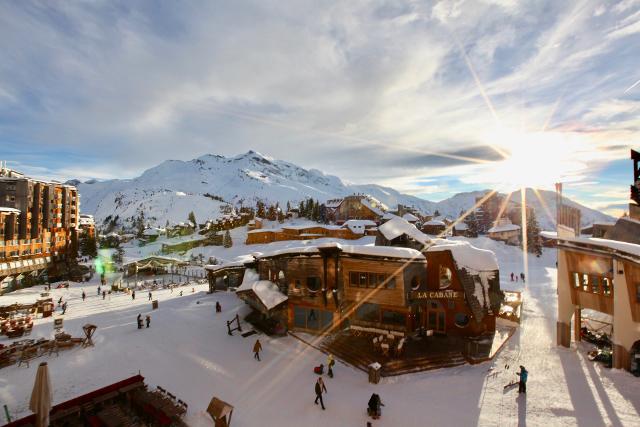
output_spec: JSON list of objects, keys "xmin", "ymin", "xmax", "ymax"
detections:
[{"xmin": 29, "ymin": 362, "xmax": 52, "ymax": 427}]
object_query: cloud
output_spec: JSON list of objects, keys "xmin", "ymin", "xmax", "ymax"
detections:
[{"xmin": 0, "ymin": 0, "xmax": 638, "ymax": 212}]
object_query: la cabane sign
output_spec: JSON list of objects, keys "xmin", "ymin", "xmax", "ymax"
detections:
[{"xmin": 410, "ymin": 290, "xmax": 462, "ymax": 300}]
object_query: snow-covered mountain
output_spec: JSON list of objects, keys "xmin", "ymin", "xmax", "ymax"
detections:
[{"xmin": 75, "ymin": 151, "xmax": 615, "ymax": 231}]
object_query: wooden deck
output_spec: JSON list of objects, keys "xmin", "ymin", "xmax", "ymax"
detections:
[{"xmin": 317, "ymin": 331, "xmax": 467, "ymax": 377}]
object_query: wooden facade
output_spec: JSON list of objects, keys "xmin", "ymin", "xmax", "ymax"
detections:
[{"xmin": 245, "ymin": 225, "xmax": 362, "ymax": 245}]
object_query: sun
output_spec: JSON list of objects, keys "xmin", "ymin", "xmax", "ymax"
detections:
[{"xmin": 482, "ymin": 130, "xmax": 587, "ymax": 191}]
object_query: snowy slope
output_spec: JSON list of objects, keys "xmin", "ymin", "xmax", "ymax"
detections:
[{"xmin": 76, "ymin": 151, "xmax": 614, "ymax": 230}]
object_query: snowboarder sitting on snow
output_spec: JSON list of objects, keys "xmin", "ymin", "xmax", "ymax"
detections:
[
  {"xmin": 517, "ymin": 365, "xmax": 528, "ymax": 394},
  {"xmin": 367, "ymin": 393, "xmax": 383, "ymax": 419},
  {"xmin": 314, "ymin": 364, "xmax": 324, "ymax": 375},
  {"xmin": 137, "ymin": 314, "xmax": 143, "ymax": 329}
]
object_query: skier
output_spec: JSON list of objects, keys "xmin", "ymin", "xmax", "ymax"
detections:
[
  {"xmin": 314, "ymin": 377, "xmax": 327, "ymax": 410},
  {"xmin": 148, "ymin": 291, "xmax": 152, "ymax": 301},
  {"xmin": 367, "ymin": 393, "xmax": 383, "ymax": 419},
  {"xmin": 82, "ymin": 291, "xmax": 86, "ymax": 301},
  {"xmin": 517, "ymin": 365, "xmax": 528, "ymax": 394},
  {"xmin": 145, "ymin": 315, "xmax": 151, "ymax": 328},
  {"xmin": 253, "ymin": 339, "xmax": 263, "ymax": 361},
  {"xmin": 327, "ymin": 354, "xmax": 335, "ymax": 378},
  {"xmin": 137, "ymin": 314, "xmax": 143, "ymax": 329},
  {"xmin": 216, "ymin": 301, "xmax": 222, "ymax": 313}
]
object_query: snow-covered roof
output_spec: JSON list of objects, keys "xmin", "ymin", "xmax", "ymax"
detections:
[
  {"xmin": 402, "ymin": 213, "xmax": 419, "ymax": 222},
  {"xmin": 0, "ymin": 207, "xmax": 20, "ymax": 214},
  {"xmin": 325, "ymin": 199, "xmax": 343, "ymax": 208},
  {"xmin": 382, "ymin": 212, "xmax": 399, "ymax": 220},
  {"xmin": 488, "ymin": 223, "xmax": 520, "ymax": 233},
  {"xmin": 343, "ymin": 219, "xmax": 377, "ymax": 234},
  {"xmin": 454, "ymin": 222, "xmax": 469, "ymax": 230},
  {"xmin": 426, "ymin": 239, "xmax": 499, "ymax": 272},
  {"xmin": 554, "ymin": 234, "xmax": 640, "ymax": 260},
  {"xmin": 424, "ymin": 219, "xmax": 446, "ymax": 226},
  {"xmin": 361, "ymin": 197, "xmax": 385, "ymax": 216},
  {"xmin": 254, "ymin": 241, "xmax": 425, "ymax": 260},
  {"xmin": 378, "ymin": 216, "xmax": 431, "ymax": 245},
  {"xmin": 236, "ymin": 269, "xmax": 288, "ymax": 310}
]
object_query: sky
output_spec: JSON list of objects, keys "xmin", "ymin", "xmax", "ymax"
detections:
[{"xmin": 1, "ymin": 0, "xmax": 639, "ymax": 216}]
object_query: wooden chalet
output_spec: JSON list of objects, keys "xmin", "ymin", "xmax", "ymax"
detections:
[{"xmin": 328, "ymin": 195, "xmax": 386, "ymax": 225}]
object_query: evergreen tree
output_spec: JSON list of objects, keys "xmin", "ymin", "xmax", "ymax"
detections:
[
  {"xmin": 80, "ymin": 233, "xmax": 98, "ymax": 257},
  {"xmin": 223, "ymin": 230, "xmax": 233, "ymax": 248},
  {"xmin": 463, "ymin": 211, "xmax": 479, "ymax": 237},
  {"xmin": 312, "ymin": 200, "xmax": 321, "ymax": 221},
  {"xmin": 188, "ymin": 211, "xmax": 197, "ymax": 227},
  {"xmin": 135, "ymin": 211, "xmax": 145, "ymax": 238},
  {"xmin": 525, "ymin": 209, "xmax": 542, "ymax": 255},
  {"xmin": 256, "ymin": 201, "xmax": 266, "ymax": 218},
  {"xmin": 434, "ymin": 209, "xmax": 441, "ymax": 217},
  {"xmin": 298, "ymin": 201, "xmax": 304, "ymax": 216},
  {"xmin": 267, "ymin": 205, "xmax": 276, "ymax": 221},
  {"xmin": 286, "ymin": 201, "xmax": 291, "ymax": 213}
]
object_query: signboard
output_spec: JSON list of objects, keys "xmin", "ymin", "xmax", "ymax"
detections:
[{"xmin": 410, "ymin": 290, "xmax": 462, "ymax": 300}]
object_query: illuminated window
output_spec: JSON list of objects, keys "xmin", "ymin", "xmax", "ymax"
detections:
[
  {"xmin": 439, "ymin": 265, "xmax": 452, "ymax": 289},
  {"xmin": 573, "ymin": 272, "xmax": 580, "ymax": 288},
  {"xmin": 602, "ymin": 278, "xmax": 611, "ymax": 296},
  {"xmin": 581, "ymin": 274, "xmax": 589, "ymax": 292},
  {"xmin": 590, "ymin": 276, "xmax": 600, "ymax": 294}
]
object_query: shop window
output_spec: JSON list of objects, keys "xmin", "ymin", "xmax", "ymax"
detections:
[
  {"xmin": 603, "ymin": 278, "xmax": 612, "ymax": 296},
  {"xmin": 381, "ymin": 311, "xmax": 405, "ymax": 326},
  {"xmin": 307, "ymin": 309, "xmax": 320, "ymax": 329},
  {"xmin": 455, "ymin": 313, "xmax": 470, "ymax": 327},
  {"xmin": 411, "ymin": 276, "xmax": 420, "ymax": 291},
  {"xmin": 307, "ymin": 277, "xmax": 321, "ymax": 292},
  {"xmin": 590, "ymin": 275, "xmax": 600, "ymax": 294},
  {"xmin": 355, "ymin": 303, "xmax": 380, "ymax": 322},
  {"xmin": 581, "ymin": 274, "xmax": 589, "ymax": 292},
  {"xmin": 439, "ymin": 265, "xmax": 452, "ymax": 289},
  {"xmin": 349, "ymin": 272, "xmax": 359, "ymax": 287},
  {"xmin": 573, "ymin": 272, "xmax": 580, "ymax": 288},
  {"xmin": 385, "ymin": 276, "xmax": 396, "ymax": 289}
]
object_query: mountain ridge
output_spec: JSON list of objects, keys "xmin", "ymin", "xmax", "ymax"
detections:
[{"xmin": 74, "ymin": 150, "xmax": 615, "ymax": 231}]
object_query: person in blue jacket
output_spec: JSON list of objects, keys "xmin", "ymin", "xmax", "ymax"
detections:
[{"xmin": 517, "ymin": 365, "xmax": 528, "ymax": 394}]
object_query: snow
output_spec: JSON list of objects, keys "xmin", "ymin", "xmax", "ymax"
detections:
[
  {"xmin": 402, "ymin": 213, "xmax": 419, "ymax": 222},
  {"xmin": 1, "ymin": 238, "xmax": 639, "ymax": 426},
  {"xmin": 424, "ymin": 219, "xmax": 446, "ymax": 226},
  {"xmin": 237, "ymin": 269, "xmax": 288, "ymax": 310},
  {"xmin": 378, "ymin": 217, "xmax": 431, "ymax": 244},
  {"xmin": 0, "ymin": 207, "xmax": 20, "ymax": 213},
  {"xmin": 488, "ymin": 219, "xmax": 521, "ymax": 233},
  {"xmin": 426, "ymin": 240, "xmax": 499, "ymax": 272},
  {"xmin": 558, "ymin": 235, "xmax": 640, "ymax": 259},
  {"xmin": 343, "ymin": 219, "xmax": 377, "ymax": 234}
]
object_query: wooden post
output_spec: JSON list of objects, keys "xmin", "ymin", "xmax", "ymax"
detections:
[{"xmin": 574, "ymin": 307, "xmax": 581, "ymax": 342}]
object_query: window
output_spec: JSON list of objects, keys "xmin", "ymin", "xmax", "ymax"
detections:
[
  {"xmin": 411, "ymin": 276, "xmax": 420, "ymax": 291},
  {"xmin": 573, "ymin": 272, "xmax": 580, "ymax": 288},
  {"xmin": 455, "ymin": 313, "xmax": 470, "ymax": 327},
  {"xmin": 439, "ymin": 265, "xmax": 452, "ymax": 289},
  {"xmin": 306, "ymin": 277, "xmax": 321, "ymax": 292},
  {"xmin": 603, "ymin": 278, "xmax": 612, "ymax": 296},
  {"xmin": 381, "ymin": 311, "xmax": 405, "ymax": 326},
  {"xmin": 581, "ymin": 274, "xmax": 589, "ymax": 292},
  {"xmin": 590, "ymin": 276, "xmax": 600, "ymax": 294},
  {"xmin": 349, "ymin": 271, "xmax": 395, "ymax": 289},
  {"xmin": 355, "ymin": 303, "xmax": 380, "ymax": 322}
]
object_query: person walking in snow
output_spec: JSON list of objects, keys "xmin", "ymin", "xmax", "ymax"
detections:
[
  {"xmin": 327, "ymin": 354, "xmax": 335, "ymax": 378},
  {"xmin": 517, "ymin": 365, "xmax": 528, "ymax": 394},
  {"xmin": 145, "ymin": 315, "xmax": 151, "ymax": 328},
  {"xmin": 367, "ymin": 393, "xmax": 383, "ymax": 419},
  {"xmin": 82, "ymin": 291, "xmax": 86, "ymax": 301},
  {"xmin": 58, "ymin": 296, "xmax": 63, "ymax": 306},
  {"xmin": 137, "ymin": 314, "xmax": 143, "ymax": 329},
  {"xmin": 314, "ymin": 377, "xmax": 327, "ymax": 410},
  {"xmin": 253, "ymin": 339, "xmax": 263, "ymax": 361},
  {"xmin": 179, "ymin": 290, "xmax": 183, "ymax": 296},
  {"xmin": 216, "ymin": 301, "xmax": 222, "ymax": 313},
  {"xmin": 61, "ymin": 301, "xmax": 67, "ymax": 315},
  {"xmin": 148, "ymin": 291, "xmax": 152, "ymax": 301},
  {"xmin": 97, "ymin": 286, "xmax": 101, "ymax": 296},
  {"xmin": 510, "ymin": 272, "xmax": 514, "ymax": 281},
  {"xmin": 132, "ymin": 290, "xmax": 136, "ymax": 300},
  {"xmin": 520, "ymin": 272, "xmax": 525, "ymax": 283},
  {"xmin": 102, "ymin": 290, "xmax": 106, "ymax": 300}
]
